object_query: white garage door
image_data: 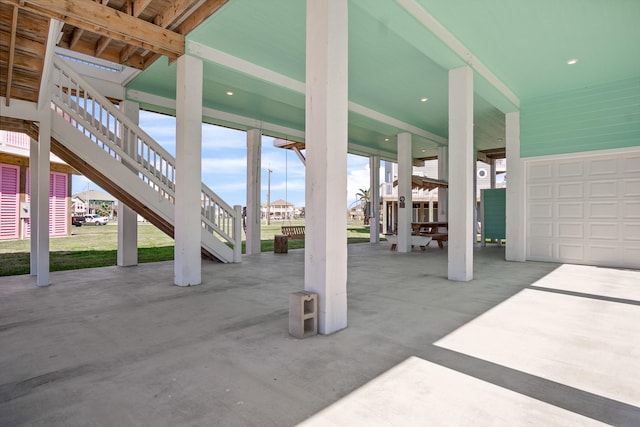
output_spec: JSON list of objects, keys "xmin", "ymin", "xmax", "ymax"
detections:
[{"xmin": 526, "ymin": 148, "xmax": 640, "ymax": 269}]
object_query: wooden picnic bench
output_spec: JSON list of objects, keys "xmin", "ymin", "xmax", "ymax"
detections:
[
  {"xmin": 281, "ymin": 225, "xmax": 305, "ymax": 240},
  {"xmin": 412, "ymin": 222, "xmax": 448, "ymax": 249}
]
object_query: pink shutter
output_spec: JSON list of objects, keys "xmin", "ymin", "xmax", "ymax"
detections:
[
  {"xmin": 24, "ymin": 169, "xmax": 69, "ymax": 238},
  {"xmin": 0, "ymin": 164, "xmax": 20, "ymax": 240},
  {"xmin": 24, "ymin": 168, "xmax": 30, "ymax": 238},
  {"xmin": 50, "ymin": 172, "xmax": 68, "ymax": 236}
]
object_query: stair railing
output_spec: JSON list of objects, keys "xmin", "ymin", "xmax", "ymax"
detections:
[{"xmin": 50, "ymin": 56, "xmax": 241, "ymax": 259}]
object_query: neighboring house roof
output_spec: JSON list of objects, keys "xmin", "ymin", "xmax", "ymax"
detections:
[
  {"xmin": 393, "ymin": 176, "xmax": 448, "ymax": 192},
  {"xmin": 263, "ymin": 199, "xmax": 294, "ymax": 207},
  {"xmin": 73, "ymin": 190, "xmax": 117, "ymax": 203}
]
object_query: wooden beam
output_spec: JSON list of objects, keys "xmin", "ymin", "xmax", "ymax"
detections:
[
  {"xmin": 68, "ymin": 27, "xmax": 84, "ymax": 49},
  {"xmin": 177, "ymin": 0, "xmax": 227, "ymax": 35},
  {"xmin": 119, "ymin": 44, "xmax": 138, "ymax": 63},
  {"xmin": 158, "ymin": 0, "xmax": 200, "ymax": 29},
  {"xmin": 477, "ymin": 151, "xmax": 490, "ymax": 164},
  {"xmin": 131, "ymin": 0, "xmax": 153, "ymax": 17},
  {"xmin": 58, "ymin": 37, "xmax": 145, "ymax": 68},
  {"xmin": 94, "ymin": 35, "xmax": 111, "ymax": 56},
  {"xmin": 5, "ymin": 5, "xmax": 19, "ymax": 106},
  {"xmin": 7, "ymin": 0, "xmax": 184, "ymax": 58},
  {"xmin": 138, "ymin": 0, "xmax": 227, "ymax": 69}
]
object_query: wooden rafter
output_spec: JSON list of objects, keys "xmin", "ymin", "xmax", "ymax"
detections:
[
  {"xmin": 97, "ymin": 0, "xmax": 148, "ymax": 64},
  {"xmin": 177, "ymin": 0, "xmax": 227, "ymax": 35},
  {"xmin": 70, "ymin": 0, "xmax": 110, "ymax": 49},
  {"xmin": 159, "ymin": 0, "xmax": 203, "ymax": 30},
  {"xmin": 60, "ymin": 37, "xmax": 145, "ymax": 68},
  {"xmin": 142, "ymin": 0, "xmax": 227, "ymax": 68},
  {"xmin": 94, "ymin": 35, "xmax": 111, "ymax": 56},
  {"xmin": 68, "ymin": 27, "xmax": 84, "ymax": 49},
  {"xmin": 5, "ymin": 5, "xmax": 19, "ymax": 106},
  {"xmin": 131, "ymin": 0, "xmax": 153, "ymax": 17},
  {"xmin": 5, "ymin": 0, "xmax": 185, "ymax": 59}
]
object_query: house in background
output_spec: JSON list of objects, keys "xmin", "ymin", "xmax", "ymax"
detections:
[
  {"xmin": 72, "ymin": 189, "xmax": 117, "ymax": 217},
  {"xmin": 0, "ymin": 131, "xmax": 74, "ymax": 240},
  {"xmin": 262, "ymin": 199, "xmax": 295, "ymax": 220},
  {"xmin": 380, "ymin": 158, "xmax": 507, "ymax": 233}
]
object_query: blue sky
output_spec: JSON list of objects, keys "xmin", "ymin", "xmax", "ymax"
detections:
[{"xmin": 73, "ymin": 110, "xmax": 373, "ymax": 208}]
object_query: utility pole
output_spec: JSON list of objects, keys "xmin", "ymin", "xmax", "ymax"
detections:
[{"xmin": 267, "ymin": 168, "xmax": 272, "ymax": 225}]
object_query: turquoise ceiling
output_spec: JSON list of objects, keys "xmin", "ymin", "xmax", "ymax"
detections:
[{"xmin": 126, "ymin": 0, "xmax": 640, "ymax": 160}]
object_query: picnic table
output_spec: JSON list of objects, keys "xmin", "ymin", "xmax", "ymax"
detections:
[{"xmin": 411, "ymin": 222, "xmax": 448, "ymax": 249}]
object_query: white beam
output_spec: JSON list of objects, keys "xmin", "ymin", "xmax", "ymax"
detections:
[
  {"xmin": 304, "ymin": 0, "xmax": 348, "ymax": 335},
  {"xmin": 348, "ymin": 102, "xmax": 447, "ymax": 146},
  {"xmin": 174, "ymin": 55, "xmax": 203, "ymax": 287},
  {"xmin": 490, "ymin": 158, "xmax": 497, "ymax": 189},
  {"xmin": 29, "ymin": 137, "xmax": 39, "ymax": 276},
  {"xmin": 505, "ymin": 112, "xmax": 526, "ymax": 261},
  {"xmin": 370, "ymin": 155, "xmax": 380, "ymax": 243},
  {"xmin": 36, "ymin": 106, "xmax": 51, "ymax": 286},
  {"xmin": 127, "ymin": 90, "xmax": 400, "ymax": 162},
  {"xmin": 0, "ymin": 98, "xmax": 39, "ymax": 121},
  {"xmin": 117, "ymin": 100, "xmax": 139, "ymax": 267},
  {"xmin": 396, "ymin": 0, "xmax": 519, "ymax": 110},
  {"xmin": 246, "ymin": 129, "xmax": 262, "ymax": 255},
  {"xmin": 437, "ymin": 146, "xmax": 448, "ymax": 221},
  {"xmin": 186, "ymin": 41, "xmax": 447, "ymax": 146},
  {"xmin": 39, "ymin": 19, "xmax": 64, "ymax": 110},
  {"xmin": 397, "ymin": 132, "xmax": 413, "ymax": 253},
  {"xmin": 447, "ymin": 66, "xmax": 474, "ymax": 282},
  {"xmin": 188, "ymin": 41, "xmax": 306, "ymax": 93},
  {"xmin": 126, "ymin": 90, "xmax": 305, "ymax": 140}
]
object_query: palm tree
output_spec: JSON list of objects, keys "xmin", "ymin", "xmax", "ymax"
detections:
[{"xmin": 355, "ymin": 188, "xmax": 371, "ymax": 225}]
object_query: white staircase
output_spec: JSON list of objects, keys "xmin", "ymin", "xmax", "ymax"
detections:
[{"xmin": 49, "ymin": 56, "xmax": 242, "ymax": 263}]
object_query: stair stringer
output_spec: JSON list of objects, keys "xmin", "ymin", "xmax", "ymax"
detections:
[{"xmin": 50, "ymin": 111, "xmax": 235, "ymax": 262}]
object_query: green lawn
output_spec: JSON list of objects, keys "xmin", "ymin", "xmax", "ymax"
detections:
[{"xmin": 0, "ymin": 220, "xmax": 376, "ymax": 276}]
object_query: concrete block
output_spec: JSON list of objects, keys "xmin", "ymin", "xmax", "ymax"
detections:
[
  {"xmin": 274, "ymin": 234, "xmax": 288, "ymax": 253},
  {"xmin": 289, "ymin": 291, "xmax": 318, "ymax": 338}
]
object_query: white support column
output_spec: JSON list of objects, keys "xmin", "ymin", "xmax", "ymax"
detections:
[
  {"xmin": 246, "ymin": 129, "xmax": 262, "ymax": 255},
  {"xmin": 505, "ymin": 112, "xmax": 526, "ymax": 261},
  {"xmin": 381, "ymin": 199, "xmax": 388, "ymax": 234},
  {"xmin": 490, "ymin": 158, "xmax": 497, "ymax": 189},
  {"xmin": 117, "ymin": 100, "xmax": 139, "ymax": 267},
  {"xmin": 174, "ymin": 55, "xmax": 203, "ymax": 287},
  {"xmin": 304, "ymin": 0, "xmax": 348, "ymax": 335},
  {"xmin": 447, "ymin": 66, "xmax": 474, "ymax": 282},
  {"xmin": 29, "ymin": 137, "xmax": 38, "ymax": 276},
  {"xmin": 369, "ymin": 155, "xmax": 380, "ymax": 243},
  {"xmin": 36, "ymin": 105, "xmax": 51, "ymax": 286},
  {"xmin": 429, "ymin": 198, "xmax": 434, "ymax": 222},
  {"xmin": 437, "ymin": 146, "xmax": 448, "ymax": 221},
  {"xmin": 473, "ymin": 150, "xmax": 478, "ymax": 246},
  {"xmin": 397, "ymin": 132, "xmax": 413, "ymax": 252}
]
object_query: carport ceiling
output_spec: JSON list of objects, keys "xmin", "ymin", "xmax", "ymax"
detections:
[
  {"xmin": 127, "ymin": 0, "xmax": 639, "ymax": 160},
  {"xmin": 3, "ymin": 1, "xmax": 638, "ymax": 160}
]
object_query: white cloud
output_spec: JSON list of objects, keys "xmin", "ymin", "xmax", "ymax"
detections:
[
  {"xmin": 347, "ymin": 163, "xmax": 371, "ymax": 207},
  {"xmin": 201, "ymin": 125, "xmax": 246, "ymax": 150},
  {"xmin": 201, "ymin": 157, "xmax": 247, "ymax": 174}
]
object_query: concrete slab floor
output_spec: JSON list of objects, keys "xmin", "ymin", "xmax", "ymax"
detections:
[{"xmin": 0, "ymin": 244, "xmax": 638, "ymax": 426}]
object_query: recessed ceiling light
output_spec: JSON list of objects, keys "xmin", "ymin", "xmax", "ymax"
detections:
[
  {"xmin": 384, "ymin": 138, "xmax": 390, "ymax": 142},
  {"xmin": 420, "ymin": 97, "xmax": 428, "ymax": 102},
  {"xmin": 421, "ymin": 149, "xmax": 426, "ymax": 153},
  {"xmin": 566, "ymin": 58, "xmax": 578, "ymax": 65},
  {"xmin": 497, "ymin": 137, "xmax": 504, "ymax": 142},
  {"xmin": 226, "ymin": 91, "xmax": 234, "ymax": 96}
]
